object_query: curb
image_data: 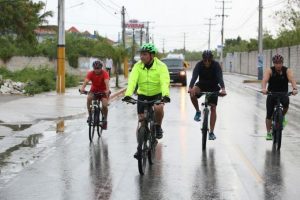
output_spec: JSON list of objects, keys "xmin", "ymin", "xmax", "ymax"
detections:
[
  {"xmin": 110, "ymin": 87, "xmax": 126, "ymax": 100},
  {"xmin": 243, "ymin": 80, "xmax": 262, "ymax": 83}
]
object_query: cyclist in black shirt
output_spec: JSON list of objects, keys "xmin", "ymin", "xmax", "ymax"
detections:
[
  {"xmin": 262, "ymin": 54, "xmax": 298, "ymax": 140},
  {"xmin": 188, "ymin": 50, "xmax": 226, "ymax": 140}
]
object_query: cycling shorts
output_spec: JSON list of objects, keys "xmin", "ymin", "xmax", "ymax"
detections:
[
  {"xmin": 137, "ymin": 93, "xmax": 162, "ymax": 114},
  {"xmin": 195, "ymin": 82, "xmax": 219, "ymax": 105},
  {"xmin": 266, "ymin": 95, "xmax": 289, "ymax": 119}
]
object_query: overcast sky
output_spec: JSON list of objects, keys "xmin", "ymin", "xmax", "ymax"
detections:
[{"xmin": 35, "ymin": 0, "xmax": 286, "ymax": 52}]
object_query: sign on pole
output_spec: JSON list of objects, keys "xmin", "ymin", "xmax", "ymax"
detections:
[{"xmin": 126, "ymin": 19, "xmax": 144, "ymax": 29}]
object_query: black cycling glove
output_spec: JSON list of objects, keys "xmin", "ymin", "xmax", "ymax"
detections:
[
  {"xmin": 162, "ymin": 96, "xmax": 171, "ymax": 103},
  {"xmin": 122, "ymin": 96, "xmax": 131, "ymax": 102}
]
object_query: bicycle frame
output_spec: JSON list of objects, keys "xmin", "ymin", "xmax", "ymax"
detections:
[
  {"xmin": 80, "ymin": 90, "xmax": 106, "ymax": 141},
  {"xmin": 199, "ymin": 92, "xmax": 220, "ymax": 150},
  {"xmin": 267, "ymin": 92, "xmax": 292, "ymax": 151},
  {"xmin": 123, "ymin": 97, "xmax": 162, "ymax": 175}
]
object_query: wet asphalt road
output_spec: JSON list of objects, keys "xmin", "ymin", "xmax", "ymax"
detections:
[{"xmin": 1, "ymin": 74, "xmax": 300, "ymax": 200}]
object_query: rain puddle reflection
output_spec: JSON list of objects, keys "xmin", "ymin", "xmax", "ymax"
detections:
[
  {"xmin": 0, "ymin": 133, "xmax": 43, "ymax": 168},
  {"xmin": 0, "ymin": 123, "xmax": 32, "ymax": 131}
]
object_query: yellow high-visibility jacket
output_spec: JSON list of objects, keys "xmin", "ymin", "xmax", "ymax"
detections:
[{"xmin": 125, "ymin": 57, "xmax": 170, "ymax": 97}]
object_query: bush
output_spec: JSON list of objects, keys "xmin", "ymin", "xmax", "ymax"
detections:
[
  {"xmin": 0, "ymin": 67, "xmax": 80, "ymax": 94},
  {"xmin": 0, "ymin": 37, "xmax": 17, "ymax": 62}
]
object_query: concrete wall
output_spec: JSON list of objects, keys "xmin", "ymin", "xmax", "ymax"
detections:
[
  {"xmin": 224, "ymin": 45, "xmax": 300, "ymax": 83},
  {"xmin": 0, "ymin": 56, "xmax": 80, "ymax": 75}
]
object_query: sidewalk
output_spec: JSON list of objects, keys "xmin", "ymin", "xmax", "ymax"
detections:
[{"xmin": 0, "ymin": 75, "xmax": 127, "ymax": 124}]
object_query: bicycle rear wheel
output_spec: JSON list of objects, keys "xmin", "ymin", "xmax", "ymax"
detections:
[
  {"xmin": 201, "ymin": 108, "xmax": 209, "ymax": 150},
  {"xmin": 148, "ymin": 125, "xmax": 157, "ymax": 165},
  {"xmin": 137, "ymin": 126, "xmax": 148, "ymax": 175},
  {"xmin": 97, "ymin": 109, "xmax": 103, "ymax": 138}
]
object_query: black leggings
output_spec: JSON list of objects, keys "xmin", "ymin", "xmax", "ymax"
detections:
[{"xmin": 266, "ymin": 95, "xmax": 289, "ymax": 119}]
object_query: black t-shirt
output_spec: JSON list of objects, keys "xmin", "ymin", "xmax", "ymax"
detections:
[
  {"xmin": 189, "ymin": 60, "xmax": 225, "ymax": 89},
  {"xmin": 268, "ymin": 66, "xmax": 289, "ymax": 92}
]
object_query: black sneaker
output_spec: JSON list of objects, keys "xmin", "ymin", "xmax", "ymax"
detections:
[
  {"xmin": 87, "ymin": 116, "xmax": 91, "ymax": 123},
  {"xmin": 134, "ymin": 151, "xmax": 141, "ymax": 160},
  {"xmin": 155, "ymin": 125, "xmax": 163, "ymax": 139}
]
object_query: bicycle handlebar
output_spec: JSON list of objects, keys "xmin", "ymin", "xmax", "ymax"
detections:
[
  {"xmin": 259, "ymin": 91, "xmax": 293, "ymax": 97},
  {"xmin": 267, "ymin": 91, "xmax": 292, "ymax": 96},
  {"xmin": 79, "ymin": 89, "xmax": 107, "ymax": 96},
  {"xmin": 198, "ymin": 91, "xmax": 225, "ymax": 97},
  {"xmin": 122, "ymin": 96, "xmax": 165, "ymax": 105}
]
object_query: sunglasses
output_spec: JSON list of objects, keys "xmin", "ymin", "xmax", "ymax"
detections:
[
  {"xmin": 203, "ymin": 59, "xmax": 211, "ymax": 63},
  {"xmin": 94, "ymin": 66, "xmax": 102, "ymax": 69}
]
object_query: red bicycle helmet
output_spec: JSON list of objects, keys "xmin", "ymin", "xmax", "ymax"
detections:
[
  {"xmin": 272, "ymin": 54, "xmax": 283, "ymax": 63},
  {"xmin": 92, "ymin": 60, "xmax": 103, "ymax": 69}
]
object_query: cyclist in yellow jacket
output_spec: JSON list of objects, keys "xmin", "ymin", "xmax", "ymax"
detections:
[{"xmin": 123, "ymin": 43, "xmax": 171, "ymax": 140}]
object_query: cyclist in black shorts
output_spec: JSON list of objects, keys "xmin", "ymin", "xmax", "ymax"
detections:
[
  {"xmin": 261, "ymin": 54, "xmax": 298, "ymax": 140},
  {"xmin": 188, "ymin": 50, "xmax": 226, "ymax": 140}
]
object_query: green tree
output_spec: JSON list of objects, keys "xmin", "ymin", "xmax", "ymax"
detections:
[
  {"xmin": 0, "ymin": 0, "xmax": 52, "ymax": 43},
  {"xmin": 275, "ymin": 0, "xmax": 300, "ymax": 30}
]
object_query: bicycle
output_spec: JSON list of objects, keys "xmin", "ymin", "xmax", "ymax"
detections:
[
  {"xmin": 199, "ymin": 92, "xmax": 221, "ymax": 150},
  {"xmin": 122, "ymin": 96, "xmax": 164, "ymax": 175},
  {"xmin": 266, "ymin": 91, "xmax": 292, "ymax": 151},
  {"xmin": 79, "ymin": 89, "xmax": 106, "ymax": 142}
]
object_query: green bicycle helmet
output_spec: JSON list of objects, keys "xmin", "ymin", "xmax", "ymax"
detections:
[{"xmin": 140, "ymin": 43, "xmax": 157, "ymax": 54}]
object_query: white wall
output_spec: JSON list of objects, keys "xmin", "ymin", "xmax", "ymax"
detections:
[{"xmin": 224, "ymin": 45, "xmax": 300, "ymax": 83}]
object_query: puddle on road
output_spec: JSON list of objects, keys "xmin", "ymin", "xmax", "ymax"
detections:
[
  {"xmin": 0, "ymin": 123, "xmax": 32, "ymax": 132},
  {"xmin": 0, "ymin": 133, "xmax": 43, "ymax": 168}
]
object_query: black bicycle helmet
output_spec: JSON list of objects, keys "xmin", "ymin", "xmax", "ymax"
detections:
[
  {"xmin": 202, "ymin": 50, "xmax": 213, "ymax": 60},
  {"xmin": 92, "ymin": 60, "xmax": 103, "ymax": 69},
  {"xmin": 272, "ymin": 54, "xmax": 283, "ymax": 63}
]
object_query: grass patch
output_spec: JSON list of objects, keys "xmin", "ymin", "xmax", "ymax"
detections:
[{"xmin": 0, "ymin": 67, "xmax": 80, "ymax": 95}]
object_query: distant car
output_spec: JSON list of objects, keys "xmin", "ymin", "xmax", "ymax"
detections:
[{"xmin": 161, "ymin": 58, "xmax": 187, "ymax": 86}]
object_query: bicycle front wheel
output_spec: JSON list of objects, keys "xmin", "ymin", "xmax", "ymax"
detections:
[
  {"xmin": 273, "ymin": 109, "xmax": 283, "ymax": 151},
  {"xmin": 201, "ymin": 108, "xmax": 209, "ymax": 150},
  {"xmin": 137, "ymin": 126, "xmax": 148, "ymax": 175},
  {"xmin": 148, "ymin": 125, "xmax": 157, "ymax": 165},
  {"xmin": 97, "ymin": 109, "xmax": 103, "ymax": 138},
  {"xmin": 89, "ymin": 112, "xmax": 97, "ymax": 142}
]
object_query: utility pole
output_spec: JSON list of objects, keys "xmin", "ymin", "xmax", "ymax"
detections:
[
  {"xmin": 118, "ymin": 6, "xmax": 126, "ymax": 86},
  {"xmin": 57, "ymin": 0, "xmax": 65, "ymax": 94},
  {"xmin": 132, "ymin": 29, "xmax": 136, "ymax": 65},
  {"xmin": 121, "ymin": 6, "xmax": 126, "ymax": 48},
  {"xmin": 162, "ymin": 39, "xmax": 165, "ymax": 55},
  {"xmin": 258, "ymin": 0, "xmax": 263, "ymax": 80},
  {"xmin": 143, "ymin": 21, "xmax": 154, "ymax": 43},
  {"xmin": 140, "ymin": 27, "xmax": 143, "ymax": 46},
  {"xmin": 216, "ymin": 0, "xmax": 231, "ymax": 68},
  {"xmin": 205, "ymin": 18, "xmax": 216, "ymax": 50},
  {"xmin": 183, "ymin": 33, "xmax": 186, "ymax": 57},
  {"xmin": 146, "ymin": 21, "xmax": 150, "ymax": 43}
]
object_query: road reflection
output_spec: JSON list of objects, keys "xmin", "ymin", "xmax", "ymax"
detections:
[
  {"xmin": 0, "ymin": 133, "xmax": 43, "ymax": 168},
  {"xmin": 136, "ymin": 143, "xmax": 164, "ymax": 199},
  {"xmin": 179, "ymin": 86, "xmax": 187, "ymax": 121},
  {"xmin": 263, "ymin": 150, "xmax": 283, "ymax": 200},
  {"xmin": 89, "ymin": 139, "xmax": 112, "ymax": 200},
  {"xmin": 192, "ymin": 149, "xmax": 220, "ymax": 199}
]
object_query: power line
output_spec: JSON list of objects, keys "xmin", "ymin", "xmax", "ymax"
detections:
[
  {"xmin": 264, "ymin": 0, "xmax": 286, "ymax": 8},
  {"xmin": 227, "ymin": 8, "xmax": 257, "ymax": 31},
  {"xmin": 105, "ymin": 0, "xmax": 121, "ymax": 9},
  {"xmin": 92, "ymin": 0, "xmax": 119, "ymax": 19},
  {"xmin": 216, "ymin": 0, "xmax": 231, "ymax": 67},
  {"xmin": 205, "ymin": 18, "xmax": 216, "ymax": 50}
]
